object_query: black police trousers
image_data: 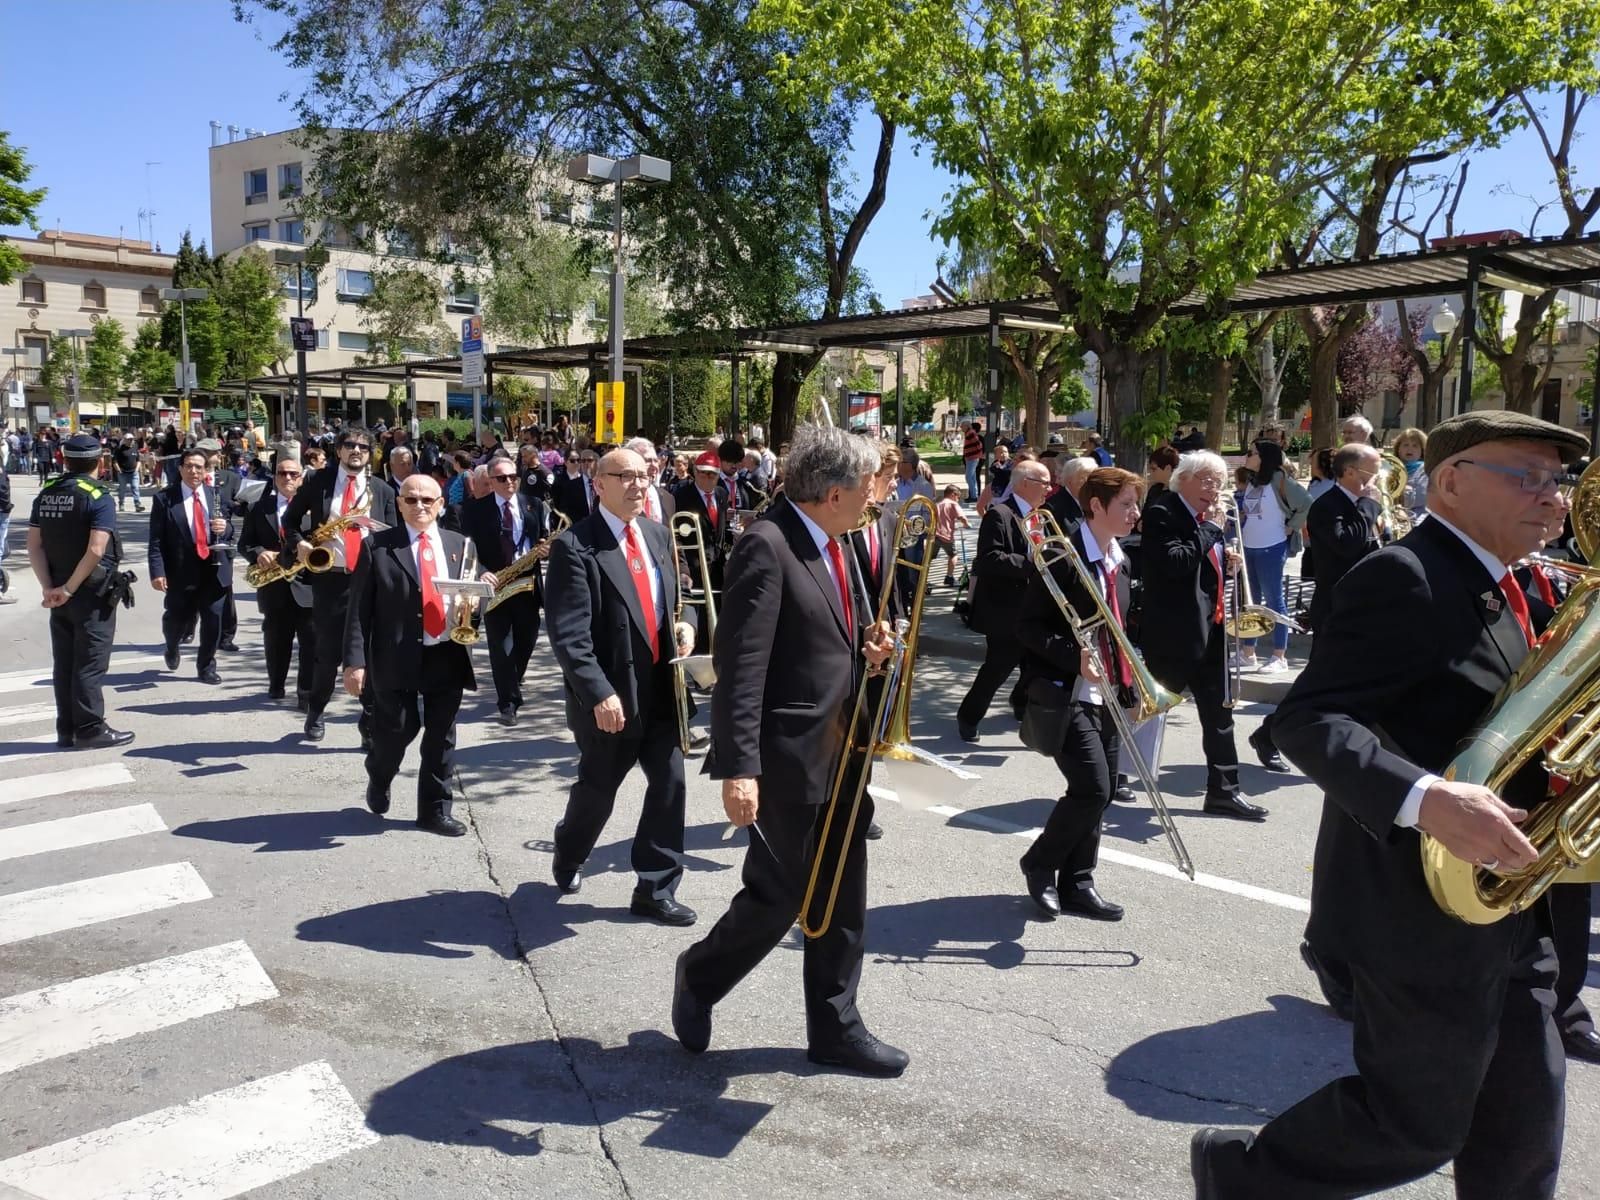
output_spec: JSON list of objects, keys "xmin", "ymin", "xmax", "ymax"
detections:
[{"xmin": 50, "ymin": 589, "xmax": 118, "ymax": 741}]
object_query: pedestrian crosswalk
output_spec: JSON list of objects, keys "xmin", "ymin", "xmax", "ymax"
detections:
[{"xmin": 0, "ymin": 731, "xmax": 379, "ymax": 1194}]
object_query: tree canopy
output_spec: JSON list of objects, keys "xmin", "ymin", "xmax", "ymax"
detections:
[{"xmin": 0, "ymin": 132, "xmax": 46, "ymax": 285}]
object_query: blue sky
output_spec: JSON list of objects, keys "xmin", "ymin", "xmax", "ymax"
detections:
[{"xmin": 2, "ymin": 1, "xmax": 1591, "ymax": 311}]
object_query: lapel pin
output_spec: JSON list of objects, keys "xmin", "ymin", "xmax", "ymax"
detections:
[{"xmin": 1481, "ymin": 591, "xmax": 1502, "ymax": 614}]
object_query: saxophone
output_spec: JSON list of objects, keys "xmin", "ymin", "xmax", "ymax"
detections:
[
  {"xmin": 485, "ymin": 510, "xmax": 572, "ymax": 613},
  {"xmin": 244, "ymin": 495, "xmax": 374, "ymax": 588}
]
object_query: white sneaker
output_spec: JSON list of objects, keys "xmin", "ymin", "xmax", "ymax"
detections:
[
  {"xmin": 1260, "ymin": 657, "xmax": 1290, "ymax": 674},
  {"xmin": 1229, "ymin": 654, "xmax": 1259, "ymax": 672}
]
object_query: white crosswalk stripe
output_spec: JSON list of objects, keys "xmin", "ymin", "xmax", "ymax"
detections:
[
  {"xmin": 0, "ymin": 703, "xmax": 58, "ymax": 725},
  {"xmin": 0, "ymin": 941, "xmax": 278, "ymax": 1075},
  {"xmin": 0, "ymin": 804, "xmax": 166, "ymax": 863},
  {"xmin": 0, "ymin": 735, "xmax": 60, "ymax": 767},
  {"xmin": 0, "ymin": 763, "xmax": 134, "ymax": 808},
  {"xmin": 0, "ymin": 863, "xmax": 212, "ymax": 946},
  {"xmin": 0, "ymin": 654, "xmax": 167, "ymax": 696},
  {"xmin": 0, "ymin": 1060, "xmax": 379, "ymax": 1199}
]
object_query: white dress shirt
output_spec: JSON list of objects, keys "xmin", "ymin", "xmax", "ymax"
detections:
[
  {"xmin": 181, "ymin": 483, "xmax": 209, "ymax": 538},
  {"xmin": 1070, "ymin": 523, "xmax": 1127, "ymax": 707},
  {"xmin": 600, "ymin": 506, "xmax": 664, "ymax": 620}
]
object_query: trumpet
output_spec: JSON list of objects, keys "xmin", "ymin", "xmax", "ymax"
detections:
[
  {"xmin": 449, "ymin": 539, "xmax": 483, "ymax": 645},
  {"xmin": 485, "ymin": 510, "xmax": 571, "ymax": 613},
  {"xmin": 670, "ymin": 511, "xmax": 718, "ymax": 754}
]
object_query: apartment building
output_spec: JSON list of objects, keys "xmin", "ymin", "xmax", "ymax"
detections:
[{"xmin": 1, "ymin": 229, "xmax": 176, "ymax": 429}]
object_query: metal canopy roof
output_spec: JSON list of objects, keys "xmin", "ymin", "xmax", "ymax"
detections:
[{"xmin": 221, "ymin": 232, "xmax": 1600, "ymax": 394}]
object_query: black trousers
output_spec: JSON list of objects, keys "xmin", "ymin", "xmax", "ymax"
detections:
[
  {"xmin": 1147, "ymin": 624, "xmax": 1239, "ymax": 797},
  {"xmin": 957, "ymin": 631, "xmax": 1025, "ymax": 727},
  {"xmin": 680, "ymin": 755, "xmax": 873, "ymax": 1045},
  {"xmin": 1214, "ymin": 916, "xmax": 1564, "ymax": 1199},
  {"xmin": 307, "ymin": 572, "xmax": 372, "ymax": 733},
  {"xmin": 365, "ymin": 646, "xmax": 464, "ymax": 819},
  {"xmin": 162, "ymin": 577, "xmax": 226, "ymax": 674},
  {"xmin": 1022, "ymin": 701, "xmax": 1120, "ymax": 889},
  {"xmin": 1551, "ymin": 882, "xmax": 1595, "ymax": 1037},
  {"xmin": 555, "ymin": 698, "xmax": 686, "ymax": 898},
  {"xmin": 484, "ymin": 591, "xmax": 540, "ymax": 712},
  {"xmin": 259, "ymin": 586, "xmax": 315, "ymax": 695},
  {"xmin": 49, "ymin": 590, "xmax": 117, "ymax": 740},
  {"xmin": 221, "ymin": 586, "xmax": 238, "ymax": 642}
]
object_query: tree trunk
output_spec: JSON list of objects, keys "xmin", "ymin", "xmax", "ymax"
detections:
[
  {"xmin": 769, "ymin": 349, "xmax": 823, "ymax": 447},
  {"xmin": 1207, "ymin": 358, "xmax": 1235, "ymax": 450},
  {"xmin": 1256, "ymin": 333, "xmax": 1283, "ymax": 426},
  {"xmin": 1022, "ymin": 375, "xmax": 1050, "ymax": 452},
  {"xmin": 1308, "ymin": 334, "xmax": 1342, "ymax": 450},
  {"xmin": 1098, "ymin": 343, "xmax": 1148, "ymax": 456}
]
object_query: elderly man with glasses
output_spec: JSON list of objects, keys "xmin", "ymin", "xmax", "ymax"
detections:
[
  {"xmin": 553, "ymin": 447, "xmax": 599, "ymax": 526},
  {"xmin": 240, "ymin": 456, "xmax": 316, "ymax": 708},
  {"xmin": 463, "ymin": 453, "xmax": 553, "ymax": 725},
  {"xmin": 279, "ymin": 425, "xmax": 398, "ymax": 744}
]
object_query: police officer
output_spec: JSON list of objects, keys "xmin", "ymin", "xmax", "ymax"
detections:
[{"xmin": 26, "ymin": 432, "xmax": 133, "ymax": 749}]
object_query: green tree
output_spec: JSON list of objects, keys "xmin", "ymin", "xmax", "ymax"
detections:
[
  {"xmin": 1051, "ymin": 373, "xmax": 1091, "ymax": 420},
  {"xmin": 360, "ymin": 267, "xmax": 456, "ymax": 364},
  {"xmin": 482, "ymin": 225, "xmax": 597, "ymax": 348},
  {"xmin": 83, "ymin": 319, "xmax": 128, "ymax": 399},
  {"xmin": 0, "ymin": 132, "xmax": 47, "ymax": 284},
  {"xmin": 217, "ymin": 247, "xmax": 286, "ymax": 379},
  {"xmin": 38, "ymin": 334, "xmax": 85, "ymax": 406},
  {"xmin": 160, "ymin": 232, "xmax": 227, "ymax": 389},
  {"xmin": 126, "ymin": 319, "xmax": 178, "ymax": 395}
]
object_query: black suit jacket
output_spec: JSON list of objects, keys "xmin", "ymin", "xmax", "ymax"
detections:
[
  {"xmin": 670, "ymin": 478, "xmax": 736, "ymax": 566},
  {"xmin": 1136, "ymin": 489, "xmax": 1225, "ymax": 674},
  {"xmin": 551, "ymin": 472, "xmax": 596, "ymax": 526},
  {"xmin": 278, "ymin": 468, "xmax": 398, "ymax": 569},
  {"xmin": 148, "ymin": 482, "xmax": 235, "ymax": 591},
  {"xmin": 1017, "ymin": 524, "xmax": 1130, "ymax": 697},
  {"xmin": 1273, "ymin": 517, "xmax": 1541, "ymax": 979},
  {"xmin": 1044, "ymin": 486, "xmax": 1084, "ymax": 532},
  {"xmin": 239, "ymin": 490, "xmax": 312, "ymax": 609},
  {"xmin": 847, "ymin": 504, "xmax": 899, "ymax": 612},
  {"xmin": 545, "ymin": 509, "xmax": 679, "ymax": 729},
  {"xmin": 343, "ymin": 524, "xmax": 476, "ymax": 694},
  {"xmin": 969, "ymin": 498, "xmax": 1035, "ymax": 638},
  {"xmin": 462, "ymin": 491, "xmax": 550, "ymax": 602},
  {"xmin": 1306, "ymin": 485, "xmax": 1380, "ymax": 630},
  {"xmin": 707, "ymin": 496, "xmax": 867, "ymax": 809}
]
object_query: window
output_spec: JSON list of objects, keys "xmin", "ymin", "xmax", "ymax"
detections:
[
  {"xmin": 244, "ymin": 168, "xmax": 268, "ymax": 205},
  {"xmin": 82, "ymin": 281, "xmax": 107, "ymax": 309},
  {"xmin": 324, "ymin": 221, "xmax": 366, "ymax": 249},
  {"xmin": 245, "ymin": 222, "xmax": 270, "ymax": 242},
  {"xmin": 278, "ymin": 162, "xmax": 302, "ymax": 197},
  {"xmin": 318, "ymin": 329, "xmax": 330, "ymax": 350},
  {"xmin": 541, "ymin": 190, "xmax": 573, "ymax": 225},
  {"xmin": 871, "ymin": 366, "xmax": 885, "ymax": 390},
  {"xmin": 139, "ymin": 287, "xmax": 160, "ymax": 312},
  {"xmin": 20, "ymin": 277, "xmax": 45, "ymax": 304},
  {"xmin": 277, "ymin": 266, "xmax": 318, "ymax": 302},
  {"xmin": 439, "ymin": 232, "xmax": 477, "ymax": 264},
  {"xmin": 445, "ymin": 285, "xmax": 479, "ymax": 314},
  {"xmin": 277, "ymin": 219, "xmax": 305, "ymax": 244},
  {"xmin": 336, "ymin": 268, "xmax": 374, "ymax": 301},
  {"xmin": 589, "ymin": 198, "xmax": 615, "ymax": 229},
  {"xmin": 337, "ymin": 331, "xmax": 370, "ymax": 351},
  {"xmin": 22, "ymin": 335, "xmax": 48, "ymax": 367},
  {"xmin": 387, "ymin": 230, "xmax": 418, "ymax": 258}
]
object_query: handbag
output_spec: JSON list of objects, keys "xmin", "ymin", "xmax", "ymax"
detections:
[{"xmin": 1020, "ymin": 697, "xmax": 1071, "ymax": 756}]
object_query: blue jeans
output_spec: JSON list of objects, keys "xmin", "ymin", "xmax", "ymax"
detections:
[
  {"xmin": 117, "ymin": 474, "xmax": 142, "ymax": 509},
  {"xmin": 964, "ymin": 458, "xmax": 980, "ymax": 499},
  {"xmin": 1243, "ymin": 540, "xmax": 1290, "ymax": 653},
  {"xmin": 0, "ymin": 513, "xmax": 10, "ymax": 559}
]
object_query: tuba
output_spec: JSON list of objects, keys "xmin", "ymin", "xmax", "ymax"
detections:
[
  {"xmin": 1376, "ymin": 452, "xmax": 1414, "ymax": 541},
  {"xmin": 485, "ymin": 510, "xmax": 571, "ymax": 613},
  {"xmin": 1422, "ymin": 458, "xmax": 1600, "ymax": 923}
]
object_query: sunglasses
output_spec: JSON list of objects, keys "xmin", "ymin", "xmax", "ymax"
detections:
[
  {"xmin": 400, "ymin": 495, "xmax": 441, "ymax": 506},
  {"xmin": 490, "ymin": 472, "xmax": 518, "ymax": 481},
  {"xmin": 339, "ymin": 441, "xmax": 372, "ymax": 452},
  {"xmin": 276, "ymin": 470, "xmax": 302, "ymax": 478}
]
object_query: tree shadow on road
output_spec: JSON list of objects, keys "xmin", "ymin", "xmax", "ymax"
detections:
[
  {"xmin": 1104, "ymin": 993, "xmax": 1352, "ymax": 1123},
  {"xmin": 867, "ymin": 892, "xmax": 1141, "ymax": 971},
  {"xmin": 366, "ymin": 1029, "xmax": 788, "ymax": 1159}
]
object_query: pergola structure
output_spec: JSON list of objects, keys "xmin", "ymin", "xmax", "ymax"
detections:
[{"xmin": 222, "ymin": 231, "xmax": 1600, "ymax": 445}]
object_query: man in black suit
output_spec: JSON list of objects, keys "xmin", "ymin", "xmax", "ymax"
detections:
[
  {"xmin": 1192, "ymin": 410, "xmax": 1585, "ymax": 1200},
  {"xmin": 1043, "ymin": 453, "xmax": 1090, "ymax": 531},
  {"xmin": 1137, "ymin": 451, "xmax": 1266, "ymax": 821},
  {"xmin": 464, "ymin": 455, "xmax": 550, "ymax": 726},
  {"xmin": 551, "ymin": 446, "xmax": 597, "ymax": 525},
  {"xmin": 200, "ymin": 439, "xmax": 247, "ymax": 653},
  {"xmin": 240, "ymin": 457, "xmax": 316, "ymax": 707},
  {"xmin": 955, "ymin": 459, "xmax": 1053, "ymax": 742},
  {"xmin": 148, "ymin": 448, "xmax": 233, "ymax": 685},
  {"xmin": 673, "ymin": 427, "xmax": 903, "ymax": 1076},
  {"xmin": 546, "ymin": 445, "xmax": 697, "ymax": 926},
  {"xmin": 1305, "ymin": 441, "xmax": 1383, "ymax": 632},
  {"xmin": 671, "ymin": 456, "xmax": 736, "ymax": 593},
  {"xmin": 342, "ymin": 473, "xmax": 474, "ymax": 837},
  {"xmin": 279, "ymin": 426, "xmax": 397, "ymax": 743}
]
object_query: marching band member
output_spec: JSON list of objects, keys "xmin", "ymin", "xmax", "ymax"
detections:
[
  {"xmin": 545, "ymin": 446, "xmax": 697, "ymax": 925},
  {"xmin": 673, "ymin": 428, "xmax": 905, "ymax": 1076},
  {"xmin": 239, "ymin": 456, "xmax": 315, "ymax": 708},
  {"xmin": 201, "ymin": 438, "xmax": 245, "ymax": 654},
  {"xmin": 1305, "ymin": 442, "xmax": 1383, "ymax": 632},
  {"xmin": 342, "ymin": 473, "xmax": 474, "ymax": 837},
  {"xmin": 1138, "ymin": 451, "xmax": 1266, "ymax": 821},
  {"xmin": 280, "ymin": 426, "xmax": 398, "ymax": 744},
  {"xmin": 1017, "ymin": 467, "xmax": 1143, "ymax": 921},
  {"xmin": 1193, "ymin": 410, "xmax": 1583, "ymax": 1199},
  {"xmin": 149, "ymin": 448, "xmax": 233, "ymax": 686},
  {"xmin": 672, "ymin": 453, "xmax": 736, "ymax": 593},
  {"xmin": 625, "ymin": 437, "xmax": 674, "ymax": 523},
  {"xmin": 463, "ymin": 454, "xmax": 549, "ymax": 727}
]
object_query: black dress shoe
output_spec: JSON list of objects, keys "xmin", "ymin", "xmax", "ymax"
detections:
[
  {"xmin": 56, "ymin": 735, "xmax": 75, "ymax": 749},
  {"xmin": 807, "ymin": 1031, "xmax": 910, "ymax": 1078},
  {"xmin": 303, "ymin": 715, "xmax": 326, "ymax": 742},
  {"xmin": 163, "ymin": 647, "xmax": 180, "ymax": 671},
  {"xmin": 1021, "ymin": 861, "xmax": 1061, "ymax": 919},
  {"xmin": 1190, "ymin": 1128, "xmax": 1254, "ymax": 1200},
  {"xmin": 418, "ymin": 813, "xmax": 468, "ymax": 837},
  {"xmin": 1248, "ymin": 728, "xmax": 1289, "ymax": 771},
  {"xmin": 268, "ymin": 685, "xmax": 287, "ymax": 700},
  {"xmin": 551, "ymin": 842, "xmax": 582, "ymax": 894},
  {"xmin": 75, "ymin": 727, "xmax": 134, "ymax": 750},
  {"xmin": 218, "ymin": 639, "xmax": 240, "ymax": 653},
  {"xmin": 1203, "ymin": 792, "xmax": 1269, "ymax": 822},
  {"xmin": 181, "ymin": 632, "xmax": 194, "ymax": 645},
  {"xmin": 1059, "ymin": 885, "xmax": 1124, "ymax": 921},
  {"xmin": 865, "ymin": 820, "xmax": 884, "ymax": 840},
  {"xmin": 198, "ymin": 666, "xmax": 222, "ymax": 685},
  {"xmin": 672, "ymin": 953, "xmax": 712, "ymax": 1053},
  {"xmin": 631, "ymin": 892, "xmax": 697, "ymax": 927},
  {"xmin": 957, "ymin": 720, "xmax": 980, "ymax": 743},
  {"xmin": 365, "ymin": 781, "xmax": 390, "ymax": 815},
  {"xmin": 1111, "ymin": 784, "xmax": 1137, "ymax": 804},
  {"xmin": 497, "ymin": 705, "xmax": 518, "ymax": 728},
  {"xmin": 1563, "ymin": 1027, "xmax": 1600, "ymax": 1063},
  {"xmin": 1298, "ymin": 939, "xmax": 1355, "ymax": 1022}
]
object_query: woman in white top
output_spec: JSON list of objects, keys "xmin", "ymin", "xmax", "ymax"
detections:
[{"xmin": 1235, "ymin": 440, "xmax": 1311, "ymax": 673}]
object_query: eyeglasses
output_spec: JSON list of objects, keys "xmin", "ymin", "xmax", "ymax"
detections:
[
  {"xmin": 490, "ymin": 472, "xmax": 518, "ymax": 482},
  {"xmin": 602, "ymin": 470, "xmax": 651, "ymax": 485},
  {"xmin": 1454, "ymin": 459, "xmax": 1567, "ymax": 494},
  {"xmin": 339, "ymin": 441, "xmax": 372, "ymax": 452},
  {"xmin": 275, "ymin": 470, "xmax": 302, "ymax": 478},
  {"xmin": 400, "ymin": 495, "xmax": 441, "ymax": 506}
]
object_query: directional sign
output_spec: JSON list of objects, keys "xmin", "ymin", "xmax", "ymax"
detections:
[
  {"xmin": 289, "ymin": 317, "xmax": 317, "ymax": 353},
  {"xmin": 462, "ymin": 315, "xmax": 484, "ymax": 388}
]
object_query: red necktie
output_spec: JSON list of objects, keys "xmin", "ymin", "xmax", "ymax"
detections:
[
  {"xmin": 867, "ymin": 523, "xmax": 880, "ymax": 577},
  {"xmin": 341, "ymin": 474, "xmax": 361, "ymax": 570},
  {"xmin": 1499, "ymin": 572, "xmax": 1534, "ymax": 647},
  {"xmin": 625, "ymin": 523, "xmax": 660, "ymax": 662},
  {"xmin": 193, "ymin": 492, "xmax": 210, "ymax": 560},
  {"xmin": 1210, "ymin": 540, "xmax": 1226, "ymax": 624},
  {"xmin": 419, "ymin": 532, "xmax": 445, "ymax": 637},
  {"xmin": 1102, "ymin": 562, "xmax": 1133, "ymax": 687},
  {"xmin": 1027, "ymin": 512, "xmax": 1043, "ymax": 546},
  {"xmin": 1529, "ymin": 563, "xmax": 1557, "ymax": 609},
  {"xmin": 827, "ymin": 539, "xmax": 853, "ymax": 633},
  {"xmin": 705, "ymin": 490, "xmax": 718, "ymax": 530}
]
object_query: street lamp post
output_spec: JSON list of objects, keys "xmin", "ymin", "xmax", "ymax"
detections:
[
  {"xmin": 567, "ymin": 152, "xmax": 671, "ymax": 437},
  {"xmin": 273, "ymin": 249, "xmax": 324, "ymax": 437},
  {"xmin": 1431, "ymin": 301, "xmax": 1458, "ymax": 424},
  {"xmin": 160, "ymin": 287, "xmax": 209, "ymax": 435},
  {"xmin": 61, "ymin": 327, "xmax": 95, "ymax": 430}
]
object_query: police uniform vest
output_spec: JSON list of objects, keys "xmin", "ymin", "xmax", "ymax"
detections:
[{"xmin": 35, "ymin": 473, "xmax": 120, "ymax": 586}]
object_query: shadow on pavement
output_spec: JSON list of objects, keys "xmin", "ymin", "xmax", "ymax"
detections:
[
  {"xmin": 126, "ymin": 733, "xmax": 328, "ymax": 768},
  {"xmin": 172, "ymin": 806, "xmax": 389, "ymax": 852},
  {"xmin": 868, "ymin": 892, "xmax": 1141, "ymax": 971},
  {"xmin": 1105, "ymin": 993, "xmax": 1352, "ymax": 1122},
  {"xmin": 366, "ymin": 1030, "xmax": 784, "ymax": 1159},
  {"xmin": 521, "ymin": 820, "xmax": 735, "ymax": 878}
]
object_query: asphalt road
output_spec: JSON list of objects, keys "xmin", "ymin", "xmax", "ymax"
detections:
[{"xmin": 1, "ymin": 476, "xmax": 1596, "ymax": 1200}]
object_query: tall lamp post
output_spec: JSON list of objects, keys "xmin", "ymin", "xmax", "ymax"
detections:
[
  {"xmin": 274, "ymin": 248, "xmax": 325, "ymax": 437},
  {"xmin": 1431, "ymin": 300, "xmax": 1458, "ymax": 424},
  {"xmin": 62, "ymin": 327, "xmax": 94, "ymax": 429},
  {"xmin": 160, "ymin": 287, "xmax": 209, "ymax": 436},
  {"xmin": 566, "ymin": 152, "xmax": 671, "ymax": 437}
]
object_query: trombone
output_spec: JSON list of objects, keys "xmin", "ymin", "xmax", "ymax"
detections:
[
  {"xmin": 670, "ymin": 511, "xmax": 718, "ymax": 754},
  {"xmin": 1028, "ymin": 509, "xmax": 1196, "ymax": 879},
  {"xmin": 1215, "ymin": 491, "xmax": 1304, "ymax": 708}
]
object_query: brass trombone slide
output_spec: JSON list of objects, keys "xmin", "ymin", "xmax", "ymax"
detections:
[
  {"xmin": 1215, "ymin": 491, "xmax": 1303, "ymax": 709},
  {"xmin": 670, "ymin": 511, "xmax": 718, "ymax": 754}
]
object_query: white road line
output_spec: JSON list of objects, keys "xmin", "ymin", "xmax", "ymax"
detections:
[
  {"xmin": 0, "ymin": 805, "xmax": 166, "ymax": 864},
  {"xmin": 0, "ymin": 654, "xmax": 166, "ymax": 696},
  {"xmin": 0, "ymin": 736, "xmax": 61, "ymax": 767},
  {"xmin": 0, "ymin": 704, "xmax": 57, "ymax": 725},
  {"xmin": 0, "ymin": 863, "xmax": 212, "ymax": 947},
  {"xmin": 0, "ymin": 1060, "xmax": 379, "ymax": 1199},
  {"xmin": 0, "ymin": 941, "xmax": 278, "ymax": 1075},
  {"xmin": 1, "ymin": 763, "xmax": 134, "ymax": 808}
]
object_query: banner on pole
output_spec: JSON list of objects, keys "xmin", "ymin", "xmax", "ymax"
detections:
[{"xmin": 596, "ymin": 380, "xmax": 625, "ymax": 443}]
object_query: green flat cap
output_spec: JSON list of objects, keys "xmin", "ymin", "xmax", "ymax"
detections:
[{"xmin": 1423, "ymin": 409, "xmax": 1588, "ymax": 474}]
